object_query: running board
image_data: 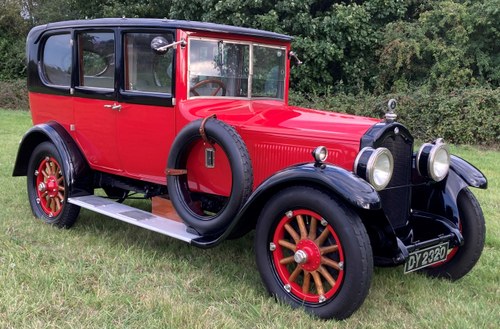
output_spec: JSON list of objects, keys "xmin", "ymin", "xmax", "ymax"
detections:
[{"xmin": 68, "ymin": 195, "xmax": 199, "ymax": 243}]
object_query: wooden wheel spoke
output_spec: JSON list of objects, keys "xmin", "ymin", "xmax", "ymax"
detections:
[
  {"xmin": 278, "ymin": 239, "xmax": 296, "ymax": 251},
  {"xmin": 55, "ymin": 198, "xmax": 61, "ymax": 211},
  {"xmin": 317, "ymin": 265, "xmax": 336, "ymax": 287},
  {"xmin": 50, "ymin": 162, "xmax": 57, "ymax": 175},
  {"xmin": 320, "ymin": 245, "xmax": 338, "ymax": 255},
  {"xmin": 41, "ymin": 191, "xmax": 48, "ymax": 198},
  {"xmin": 302, "ymin": 271, "xmax": 311, "ymax": 293},
  {"xmin": 322, "ymin": 257, "xmax": 341, "ymax": 271},
  {"xmin": 49, "ymin": 198, "xmax": 56, "ymax": 212},
  {"xmin": 308, "ymin": 217, "xmax": 317, "ymax": 240},
  {"xmin": 41, "ymin": 170, "xmax": 49, "ymax": 178},
  {"xmin": 58, "ymin": 186, "xmax": 65, "ymax": 192},
  {"xmin": 284, "ymin": 223, "xmax": 300, "ymax": 243},
  {"xmin": 297, "ymin": 215, "xmax": 307, "ymax": 239},
  {"xmin": 315, "ymin": 228, "xmax": 330, "ymax": 246},
  {"xmin": 289, "ymin": 265, "xmax": 302, "ymax": 283},
  {"xmin": 57, "ymin": 192, "xmax": 64, "ymax": 201},
  {"xmin": 57, "ymin": 176, "xmax": 64, "ymax": 183},
  {"xmin": 311, "ymin": 271, "xmax": 324, "ymax": 295},
  {"xmin": 45, "ymin": 162, "xmax": 51, "ymax": 174},
  {"xmin": 279, "ymin": 256, "xmax": 295, "ymax": 265}
]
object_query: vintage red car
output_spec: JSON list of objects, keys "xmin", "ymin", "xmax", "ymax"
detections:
[{"xmin": 13, "ymin": 18, "xmax": 487, "ymax": 319}]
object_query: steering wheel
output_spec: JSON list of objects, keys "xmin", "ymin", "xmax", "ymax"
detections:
[{"xmin": 190, "ymin": 79, "xmax": 226, "ymax": 96}]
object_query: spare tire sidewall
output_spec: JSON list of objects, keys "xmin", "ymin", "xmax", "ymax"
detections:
[{"xmin": 167, "ymin": 119, "xmax": 252, "ymax": 235}]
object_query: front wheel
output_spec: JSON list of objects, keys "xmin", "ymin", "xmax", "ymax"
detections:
[
  {"xmin": 255, "ymin": 186, "xmax": 373, "ymax": 320},
  {"xmin": 423, "ymin": 188, "xmax": 485, "ymax": 280},
  {"xmin": 27, "ymin": 142, "xmax": 80, "ymax": 228}
]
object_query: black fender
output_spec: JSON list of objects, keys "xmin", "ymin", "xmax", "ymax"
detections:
[
  {"xmin": 191, "ymin": 162, "xmax": 381, "ymax": 248},
  {"xmin": 412, "ymin": 155, "xmax": 487, "ymax": 227},
  {"xmin": 450, "ymin": 155, "xmax": 487, "ymax": 189},
  {"xmin": 12, "ymin": 122, "xmax": 92, "ymax": 196}
]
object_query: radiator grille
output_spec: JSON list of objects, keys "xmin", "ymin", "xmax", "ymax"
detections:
[{"xmin": 376, "ymin": 133, "xmax": 413, "ymax": 228}]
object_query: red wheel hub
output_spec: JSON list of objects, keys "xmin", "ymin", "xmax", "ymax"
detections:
[
  {"xmin": 35, "ymin": 156, "xmax": 65, "ymax": 217},
  {"xmin": 272, "ymin": 209, "xmax": 344, "ymax": 303},
  {"xmin": 296, "ymin": 239, "xmax": 321, "ymax": 272}
]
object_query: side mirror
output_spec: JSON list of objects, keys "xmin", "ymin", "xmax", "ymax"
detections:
[
  {"xmin": 288, "ymin": 51, "xmax": 303, "ymax": 66},
  {"xmin": 151, "ymin": 36, "xmax": 170, "ymax": 55},
  {"xmin": 151, "ymin": 36, "xmax": 185, "ymax": 55}
]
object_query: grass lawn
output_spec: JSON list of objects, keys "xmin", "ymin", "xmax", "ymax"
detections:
[{"xmin": 1, "ymin": 109, "xmax": 498, "ymax": 328}]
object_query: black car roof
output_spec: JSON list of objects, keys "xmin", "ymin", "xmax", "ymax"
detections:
[{"xmin": 37, "ymin": 18, "xmax": 292, "ymax": 42}]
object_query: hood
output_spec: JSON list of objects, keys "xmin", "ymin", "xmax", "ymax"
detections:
[{"xmin": 180, "ymin": 99, "xmax": 380, "ymax": 144}]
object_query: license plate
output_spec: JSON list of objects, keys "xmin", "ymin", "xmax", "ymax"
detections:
[{"xmin": 404, "ymin": 242, "xmax": 449, "ymax": 273}]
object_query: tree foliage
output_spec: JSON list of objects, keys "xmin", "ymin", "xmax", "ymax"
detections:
[{"xmin": 1, "ymin": 0, "xmax": 498, "ymax": 95}]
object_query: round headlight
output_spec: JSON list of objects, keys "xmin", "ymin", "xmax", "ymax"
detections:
[
  {"xmin": 312, "ymin": 146, "xmax": 328, "ymax": 163},
  {"xmin": 354, "ymin": 147, "xmax": 394, "ymax": 190},
  {"xmin": 417, "ymin": 139, "xmax": 450, "ymax": 182}
]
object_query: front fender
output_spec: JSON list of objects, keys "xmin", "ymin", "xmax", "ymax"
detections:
[
  {"xmin": 450, "ymin": 155, "xmax": 487, "ymax": 189},
  {"xmin": 191, "ymin": 163, "xmax": 380, "ymax": 248},
  {"xmin": 413, "ymin": 155, "xmax": 487, "ymax": 227},
  {"xmin": 12, "ymin": 122, "xmax": 91, "ymax": 196},
  {"xmin": 245, "ymin": 163, "xmax": 381, "ymax": 211}
]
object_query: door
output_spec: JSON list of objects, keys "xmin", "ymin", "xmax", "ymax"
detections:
[
  {"xmin": 116, "ymin": 30, "xmax": 176, "ymax": 184},
  {"xmin": 73, "ymin": 30, "xmax": 122, "ymax": 173}
]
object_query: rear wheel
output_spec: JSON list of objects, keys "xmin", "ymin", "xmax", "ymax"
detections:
[
  {"xmin": 27, "ymin": 142, "xmax": 80, "ymax": 228},
  {"xmin": 255, "ymin": 186, "xmax": 373, "ymax": 320},
  {"xmin": 423, "ymin": 188, "xmax": 485, "ymax": 280}
]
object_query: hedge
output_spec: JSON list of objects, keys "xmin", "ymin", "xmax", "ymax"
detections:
[
  {"xmin": 2, "ymin": 80, "xmax": 497, "ymax": 146},
  {"xmin": 290, "ymin": 87, "xmax": 499, "ymax": 146}
]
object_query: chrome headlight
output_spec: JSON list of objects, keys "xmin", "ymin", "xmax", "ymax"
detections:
[
  {"xmin": 354, "ymin": 147, "xmax": 394, "ymax": 190},
  {"xmin": 416, "ymin": 139, "xmax": 450, "ymax": 182}
]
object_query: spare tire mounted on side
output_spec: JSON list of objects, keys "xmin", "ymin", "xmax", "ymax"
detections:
[{"xmin": 167, "ymin": 117, "xmax": 253, "ymax": 235}]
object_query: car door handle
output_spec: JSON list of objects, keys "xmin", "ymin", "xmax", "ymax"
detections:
[{"xmin": 104, "ymin": 103, "xmax": 122, "ymax": 111}]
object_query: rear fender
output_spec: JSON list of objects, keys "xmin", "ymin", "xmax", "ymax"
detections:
[{"xmin": 12, "ymin": 122, "xmax": 92, "ymax": 196}]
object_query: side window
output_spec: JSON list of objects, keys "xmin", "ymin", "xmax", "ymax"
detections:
[
  {"xmin": 42, "ymin": 34, "xmax": 72, "ymax": 86},
  {"xmin": 252, "ymin": 45, "xmax": 286, "ymax": 99},
  {"xmin": 124, "ymin": 32, "xmax": 174, "ymax": 94},
  {"xmin": 78, "ymin": 32, "xmax": 115, "ymax": 89}
]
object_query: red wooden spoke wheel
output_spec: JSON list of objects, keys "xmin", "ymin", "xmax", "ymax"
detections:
[
  {"xmin": 35, "ymin": 156, "xmax": 65, "ymax": 218},
  {"xmin": 255, "ymin": 186, "xmax": 373, "ymax": 320},
  {"xmin": 272, "ymin": 209, "xmax": 344, "ymax": 303},
  {"xmin": 27, "ymin": 142, "xmax": 80, "ymax": 228}
]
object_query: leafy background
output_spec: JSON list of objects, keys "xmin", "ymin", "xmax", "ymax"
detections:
[{"xmin": 1, "ymin": 0, "xmax": 498, "ymax": 145}]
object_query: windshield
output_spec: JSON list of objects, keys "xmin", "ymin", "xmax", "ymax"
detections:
[{"xmin": 188, "ymin": 38, "xmax": 286, "ymax": 100}]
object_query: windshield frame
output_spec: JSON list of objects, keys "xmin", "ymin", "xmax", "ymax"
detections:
[{"xmin": 187, "ymin": 36, "xmax": 287, "ymax": 101}]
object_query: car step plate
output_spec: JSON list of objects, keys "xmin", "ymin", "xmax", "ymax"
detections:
[
  {"xmin": 68, "ymin": 195, "xmax": 199, "ymax": 243},
  {"xmin": 404, "ymin": 242, "xmax": 449, "ymax": 273}
]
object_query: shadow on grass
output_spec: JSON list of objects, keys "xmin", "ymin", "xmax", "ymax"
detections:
[{"xmin": 70, "ymin": 202, "xmax": 261, "ymax": 284}]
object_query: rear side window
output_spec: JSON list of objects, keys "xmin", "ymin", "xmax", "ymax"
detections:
[
  {"xmin": 78, "ymin": 32, "xmax": 115, "ymax": 89},
  {"xmin": 42, "ymin": 34, "xmax": 72, "ymax": 86}
]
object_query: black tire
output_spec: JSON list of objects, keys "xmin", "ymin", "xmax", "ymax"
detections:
[
  {"xmin": 103, "ymin": 186, "xmax": 129, "ymax": 203},
  {"xmin": 255, "ymin": 186, "xmax": 373, "ymax": 320},
  {"xmin": 27, "ymin": 142, "xmax": 80, "ymax": 228},
  {"xmin": 167, "ymin": 118, "xmax": 253, "ymax": 235},
  {"xmin": 423, "ymin": 188, "xmax": 485, "ymax": 280}
]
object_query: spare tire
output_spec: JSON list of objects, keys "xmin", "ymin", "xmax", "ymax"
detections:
[{"xmin": 167, "ymin": 118, "xmax": 253, "ymax": 235}]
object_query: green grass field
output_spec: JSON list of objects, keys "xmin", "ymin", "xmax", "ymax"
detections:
[{"xmin": 1, "ymin": 109, "xmax": 498, "ymax": 328}]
